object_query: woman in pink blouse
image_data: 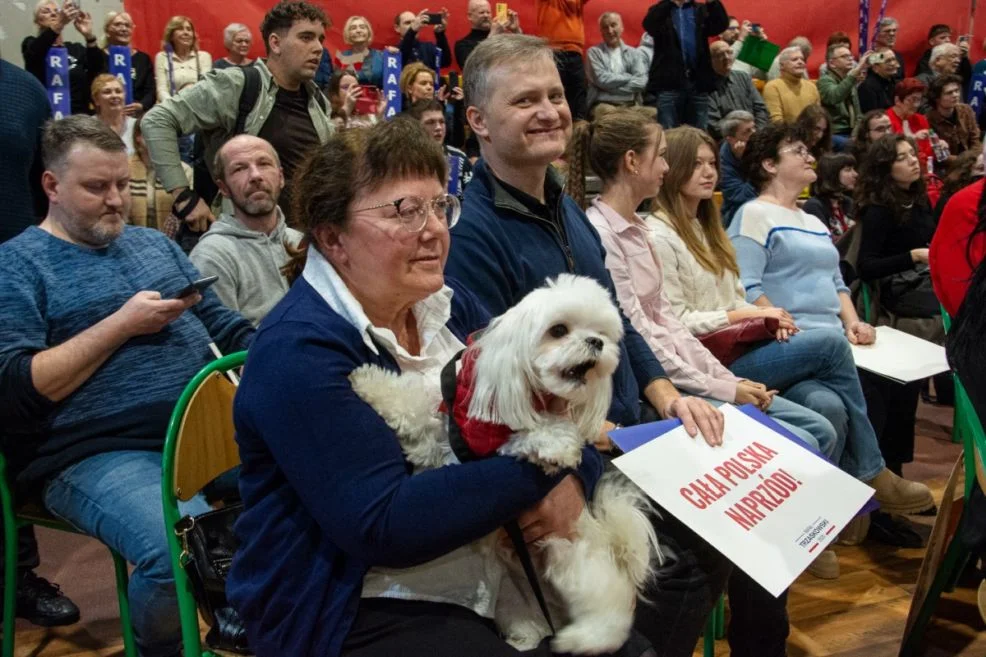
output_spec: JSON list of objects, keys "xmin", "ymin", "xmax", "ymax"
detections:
[{"xmin": 565, "ymin": 105, "xmax": 845, "ymax": 580}]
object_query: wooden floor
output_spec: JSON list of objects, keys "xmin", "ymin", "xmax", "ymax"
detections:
[{"xmin": 8, "ymin": 403, "xmax": 986, "ymax": 657}]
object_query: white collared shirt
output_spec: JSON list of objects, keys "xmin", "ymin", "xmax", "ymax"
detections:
[{"xmin": 302, "ymin": 246, "xmax": 502, "ymax": 618}]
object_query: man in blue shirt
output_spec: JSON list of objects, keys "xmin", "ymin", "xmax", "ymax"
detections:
[
  {"xmin": 0, "ymin": 116, "xmax": 253, "ymax": 657},
  {"xmin": 0, "ymin": 56, "xmax": 81, "ymax": 631},
  {"xmin": 451, "ymin": 34, "xmax": 791, "ymax": 657},
  {"xmin": 642, "ymin": 0, "xmax": 729, "ymax": 130}
]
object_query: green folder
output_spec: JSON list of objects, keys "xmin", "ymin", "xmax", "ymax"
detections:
[{"xmin": 737, "ymin": 36, "xmax": 780, "ymax": 72}]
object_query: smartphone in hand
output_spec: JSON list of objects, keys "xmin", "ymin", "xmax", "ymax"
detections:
[
  {"xmin": 354, "ymin": 85, "xmax": 381, "ymax": 114},
  {"xmin": 175, "ymin": 276, "xmax": 218, "ymax": 299},
  {"xmin": 426, "ymin": 12, "xmax": 444, "ymax": 25}
]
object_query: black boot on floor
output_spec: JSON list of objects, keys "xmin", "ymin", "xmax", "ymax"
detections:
[
  {"xmin": 12, "ymin": 570, "xmax": 80, "ymax": 627},
  {"xmin": 868, "ymin": 511, "xmax": 925, "ymax": 548}
]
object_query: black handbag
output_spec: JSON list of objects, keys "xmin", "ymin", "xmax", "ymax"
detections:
[
  {"xmin": 175, "ymin": 503, "xmax": 252, "ymax": 654},
  {"xmin": 880, "ymin": 264, "xmax": 938, "ymax": 318}
]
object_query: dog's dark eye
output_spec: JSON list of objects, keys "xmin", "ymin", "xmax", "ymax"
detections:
[{"xmin": 548, "ymin": 324, "xmax": 568, "ymax": 339}]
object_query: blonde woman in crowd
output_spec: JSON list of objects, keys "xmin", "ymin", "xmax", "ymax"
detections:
[
  {"xmin": 90, "ymin": 74, "xmax": 136, "ymax": 154},
  {"xmin": 154, "ymin": 15, "xmax": 212, "ymax": 102}
]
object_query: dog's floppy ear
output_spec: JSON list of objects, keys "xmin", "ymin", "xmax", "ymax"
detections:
[{"xmin": 467, "ymin": 307, "xmax": 542, "ymax": 431}]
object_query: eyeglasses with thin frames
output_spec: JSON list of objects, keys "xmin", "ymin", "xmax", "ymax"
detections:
[
  {"xmin": 352, "ymin": 193, "xmax": 461, "ymax": 233},
  {"xmin": 779, "ymin": 144, "xmax": 814, "ymax": 161}
]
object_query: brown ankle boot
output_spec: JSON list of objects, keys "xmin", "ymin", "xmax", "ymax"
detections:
[{"xmin": 866, "ymin": 468, "xmax": 935, "ymax": 515}]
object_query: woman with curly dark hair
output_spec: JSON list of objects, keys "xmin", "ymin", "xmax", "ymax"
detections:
[
  {"xmin": 855, "ymin": 133, "xmax": 939, "ymax": 319},
  {"xmin": 793, "ymin": 104, "xmax": 834, "ymax": 159}
]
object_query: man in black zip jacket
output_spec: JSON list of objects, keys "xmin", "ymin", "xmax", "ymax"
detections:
[
  {"xmin": 642, "ymin": 0, "xmax": 729, "ymax": 130},
  {"xmin": 448, "ymin": 33, "xmax": 792, "ymax": 657}
]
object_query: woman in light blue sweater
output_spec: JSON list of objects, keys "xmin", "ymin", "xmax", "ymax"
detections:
[{"xmin": 728, "ymin": 123, "xmax": 933, "ymax": 514}]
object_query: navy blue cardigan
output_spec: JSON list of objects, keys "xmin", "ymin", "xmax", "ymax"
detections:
[
  {"xmin": 227, "ymin": 276, "xmax": 604, "ymax": 657},
  {"xmin": 446, "ymin": 160, "xmax": 669, "ymax": 427}
]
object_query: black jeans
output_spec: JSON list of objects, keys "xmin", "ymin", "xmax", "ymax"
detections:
[
  {"xmin": 634, "ymin": 509, "xmax": 789, "ymax": 657},
  {"xmin": 859, "ymin": 370, "xmax": 922, "ymax": 466},
  {"xmin": 554, "ymin": 51, "xmax": 588, "ymax": 121},
  {"xmin": 341, "ymin": 598, "xmax": 656, "ymax": 657},
  {"xmin": 632, "ymin": 404, "xmax": 789, "ymax": 657}
]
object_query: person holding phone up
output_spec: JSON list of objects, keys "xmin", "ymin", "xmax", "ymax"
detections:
[
  {"xmin": 914, "ymin": 24, "xmax": 974, "ymax": 90},
  {"xmin": 22, "ymin": 0, "xmax": 104, "ymax": 116},
  {"xmin": 395, "ymin": 8, "xmax": 453, "ymax": 68}
]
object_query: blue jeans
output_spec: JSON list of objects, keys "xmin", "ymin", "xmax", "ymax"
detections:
[
  {"xmin": 699, "ymin": 396, "xmax": 835, "ymax": 457},
  {"xmin": 42, "ymin": 451, "xmax": 210, "ymax": 657},
  {"xmin": 654, "ymin": 82, "xmax": 710, "ymax": 130},
  {"xmin": 728, "ymin": 328, "xmax": 886, "ymax": 482}
]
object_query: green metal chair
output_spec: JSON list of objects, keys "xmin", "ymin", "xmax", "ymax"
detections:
[
  {"xmin": 860, "ymin": 281, "xmax": 874, "ymax": 325},
  {"xmin": 701, "ymin": 595, "xmax": 726, "ymax": 656},
  {"xmin": 162, "ymin": 351, "xmax": 247, "ymax": 657},
  {"xmin": 0, "ymin": 452, "xmax": 137, "ymax": 657},
  {"xmin": 898, "ymin": 370, "xmax": 985, "ymax": 656}
]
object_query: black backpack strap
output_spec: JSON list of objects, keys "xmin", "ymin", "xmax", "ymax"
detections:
[
  {"xmin": 439, "ymin": 347, "xmax": 555, "ymax": 635},
  {"xmin": 234, "ymin": 65, "xmax": 262, "ymax": 136}
]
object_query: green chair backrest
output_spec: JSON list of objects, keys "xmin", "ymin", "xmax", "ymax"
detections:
[{"xmin": 954, "ymin": 374, "xmax": 986, "ymax": 499}]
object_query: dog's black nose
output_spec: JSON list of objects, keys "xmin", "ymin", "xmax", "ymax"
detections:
[{"xmin": 586, "ymin": 337, "xmax": 603, "ymax": 351}]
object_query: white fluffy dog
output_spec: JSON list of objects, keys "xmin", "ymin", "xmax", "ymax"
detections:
[{"xmin": 349, "ymin": 274, "xmax": 661, "ymax": 655}]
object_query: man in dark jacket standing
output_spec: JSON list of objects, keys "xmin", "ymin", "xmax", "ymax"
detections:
[{"xmin": 642, "ymin": 0, "xmax": 729, "ymax": 130}]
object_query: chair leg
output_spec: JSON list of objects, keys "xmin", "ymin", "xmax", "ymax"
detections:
[
  {"xmin": 702, "ymin": 610, "xmax": 716, "ymax": 657},
  {"xmin": 0, "ymin": 513, "xmax": 18, "ymax": 657},
  {"xmin": 110, "ymin": 550, "xmax": 138, "ymax": 657},
  {"xmin": 167, "ymin": 524, "xmax": 205, "ymax": 657},
  {"xmin": 900, "ymin": 521, "xmax": 970, "ymax": 657},
  {"xmin": 713, "ymin": 595, "xmax": 725, "ymax": 639}
]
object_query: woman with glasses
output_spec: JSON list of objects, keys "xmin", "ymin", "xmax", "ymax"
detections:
[
  {"xmin": 227, "ymin": 119, "xmax": 606, "ymax": 657},
  {"xmin": 727, "ymin": 123, "xmax": 937, "ymax": 496},
  {"xmin": 649, "ymin": 125, "xmax": 932, "ymax": 538},
  {"xmin": 886, "ymin": 78, "xmax": 935, "ymax": 172},
  {"xmin": 99, "ymin": 11, "xmax": 156, "ymax": 113}
]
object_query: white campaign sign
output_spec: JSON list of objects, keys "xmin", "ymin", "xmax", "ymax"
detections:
[
  {"xmin": 850, "ymin": 325, "xmax": 949, "ymax": 383},
  {"xmin": 612, "ymin": 405, "xmax": 874, "ymax": 597}
]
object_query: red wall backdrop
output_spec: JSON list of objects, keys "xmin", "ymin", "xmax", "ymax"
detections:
[{"xmin": 126, "ymin": 0, "xmax": 983, "ymax": 76}]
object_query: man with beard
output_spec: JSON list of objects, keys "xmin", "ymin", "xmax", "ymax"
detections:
[
  {"xmin": 0, "ymin": 115, "xmax": 253, "ymax": 657},
  {"xmin": 190, "ymin": 136, "xmax": 302, "ymax": 325},
  {"xmin": 454, "ymin": 0, "xmax": 521, "ymax": 69}
]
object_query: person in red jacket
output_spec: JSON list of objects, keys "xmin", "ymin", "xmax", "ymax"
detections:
[
  {"xmin": 931, "ymin": 175, "xmax": 986, "ymax": 316},
  {"xmin": 886, "ymin": 78, "xmax": 935, "ymax": 172}
]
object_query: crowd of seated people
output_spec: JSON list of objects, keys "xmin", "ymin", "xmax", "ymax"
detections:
[{"xmin": 5, "ymin": 3, "xmax": 986, "ymax": 656}]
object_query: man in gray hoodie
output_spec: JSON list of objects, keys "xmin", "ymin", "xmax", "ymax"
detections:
[{"xmin": 190, "ymin": 135, "xmax": 302, "ymax": 326}]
